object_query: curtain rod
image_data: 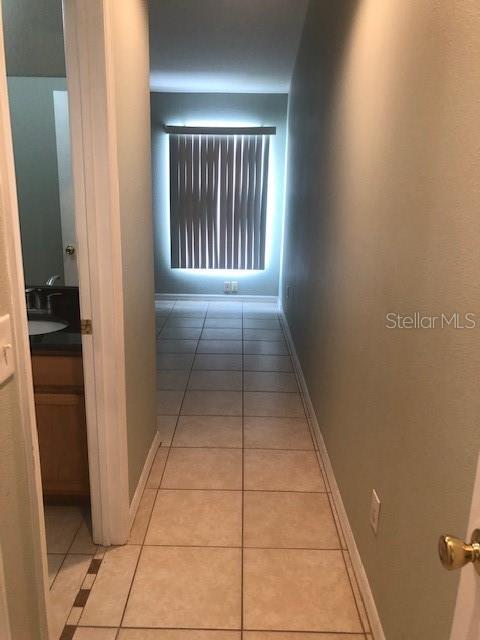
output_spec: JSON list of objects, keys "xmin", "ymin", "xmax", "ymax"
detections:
[{"xmin": 163, "ymin": 124, "xmax": 276, "ymax": 136}]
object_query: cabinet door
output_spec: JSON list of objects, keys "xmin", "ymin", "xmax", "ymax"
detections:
[{"xmin": 35, "ymin": 392, "xmax": 90, "ymax": 498}]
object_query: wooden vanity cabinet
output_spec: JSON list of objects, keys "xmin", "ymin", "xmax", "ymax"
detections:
[{"xmin": 31, "ymin": 353, "xmax": 90, "ymax": 501}]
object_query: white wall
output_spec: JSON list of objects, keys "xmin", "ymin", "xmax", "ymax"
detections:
[
  {"xmin": 7, "ymin": 77, "xmax": 67, "ymax": 285},
  {"xmin": 108, "ymin": 0, "xmax": 157, "ymax": 500},
  {"xmin": 151, "ymin": 92, "xmax": 288, "ymax": 296}
]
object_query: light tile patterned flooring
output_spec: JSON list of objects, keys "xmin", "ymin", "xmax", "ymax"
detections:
[{"xmin": 46, "ymin": 300, "xmax": 372, "ymax": 639}]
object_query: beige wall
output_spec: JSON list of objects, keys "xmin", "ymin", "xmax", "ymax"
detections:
[
  {"xmin": 0, "ymin": 217, "xmax": 48, "ymax": 639},
  {"xmin": 282, "ymin": 1, "xmax": 480, "ymax": 638},
  {"xmin": 108, "ymin": 0, "xmax": 157, "ymax": 500}
]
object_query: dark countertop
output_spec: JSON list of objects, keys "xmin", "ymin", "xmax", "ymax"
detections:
[
  {"xmin": 29, "ymin": 328, "xmax": 82, "ymax": 355},
  {"xmin": 27, "ymin": 286, "xmax": 82, "ymax": 355}
]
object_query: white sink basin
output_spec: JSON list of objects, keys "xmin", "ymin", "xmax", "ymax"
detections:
[{"xmin": 28, "ymin": 318, "xmax": 68, "ymax": 336}]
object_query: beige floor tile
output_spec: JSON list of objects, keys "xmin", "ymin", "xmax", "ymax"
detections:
[
  {"xmin": 118, "ymin": 631, "xmax": 240, "ymax": 640},
  {"xmin": 244, "ymin": 372, "xmax": 298, "ymax": 393},
  {"xmin": 243, "ymin": 549, "xmax": 362, "ymax": 632},
  {"xmin": 157, "ymin": 390, "xmax": 184, "ymax": 415},
  {"xmin": 188, "ymin": 370, "xmax": 242, "ymax": 391},
  {"xmin": 201, "ymin": 328, "xmax": 242, "ymax": 340},
  {"xmin": 181, "ymin": 390, "xmax": 242, "ymax": 416},
  {"xmin": 79, "ymin": 545, "xmax": 141, "ymax": 627},
  {"xmin": 69, "ymin": 516, "xmax": 98, "ymax": 555},
  {"xmin": 193, "ymin": 354, "xmax": 243, "ymax": 370},
  {"xmin": 162, "ymin": 448, "xmax": 242, "ymax": 489},
  {"xmin": 244, "ymin": 450, "xmax": 325, "ymax": 492},
  {"xmin": 173, "ymin": 303, "xmax": 208, "ymax": 314},
  {"xmin": 173, "ymin": 416, "xmax": 242, "ymax": 448},
  {"xmin": 157, "ymin": 370, "xmax": 190, "ymax": 390},
  {"xmin": 244, "ymin": 492, "xmax": 340, "ymax": 549},
  {"xmin": 156, "ymin": 353, "xmax": 194, "ymax": 370},
  {"xmin": 244, "ymin": 392, "xmax": 305, "ymax": 418},
  {"xmin": 45, "ymin": 505, "xmax": 84, "ymax": 554},
  {"xmin": 146, "ymin": 448, "xmax": 169, "ymax": 488},
  {"xmin": 342, "ymin": 550, "xmax": 371, "ymax": 633},
  {"xmin": 157, "ymin": 339, "xmax": 198, "ymax": 353},
  {"xmin": 243, "ymin": 318, "xmax": 280, "ymax": 330},
  {"xmin": 243, "ymin": 341, "xmax": 288, "ymax": 356},
  {"xmin": 129, "ymin": 488, "xmax": 157, "ymax": 544},
  {"xmin": 243, "ymin": 305, "xmax": 277, "ymax": 317},
  {"xmin": 205, "ymin": 318, "xmax": 242, "ymax": 328},
  {"xmin": 243, "ymin": 355, "xmax": 293, "ymax": 372},
  {"xmin": 165, "ymin": 317, "xmax": 204, "ymax": 328},
  {"xmin": 145, "ymin": 489, "xmax": 242, "ymax": 546},
  {"xmin": 67, "ymin": 606, "xmax": 83, "ymax": 625},
  {"xmin": 73, "ymin": 629, "xmax": 118, "ymax": 639},
  {"xmin": 122, "ymin": 546, "xmax": 241, "ymax": 629},
  {"xmin": 157, "ymin": 415, "xmax": 177, "ymax": 446},
  {"xmin": 244, "ymin": 417, "xmax": 312, "ymax": 450},
  {"xmin": 159, "ymin": 327, "xmax": 202, "ymax": 340},
  {"xmin": 49, "ymin": 554, "xmax": 92, "ymax": 639},
  {"xmin": 244, "ymin": 634, "xmax": 364, "ymax": 640},
  {"xmin": 197, "ymin": 340, "xmax": 243, "ymax": 354},
  {"xmin": 243, "ymin": 329, "xmax": 284, "ymax": 341},
  {"xmin": 207, "ymin": 310, "xmax": 242, "ymax": 319},
  {"xmin": 47, "ymin": 554, "xmax": 64, "ymax": 587}
]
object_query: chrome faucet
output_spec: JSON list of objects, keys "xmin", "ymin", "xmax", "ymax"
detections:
[
  {"xmin": 46, "ymin": 275, "xmax": 61, "ymax": 286},
  {"xmin": 26, "ymin": 288, "xmax": 62, "ymax": 314}
]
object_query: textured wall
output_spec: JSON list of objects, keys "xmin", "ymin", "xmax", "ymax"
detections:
[
  {"xmin": 109, "ymin": 0, "xmax": 157, "ymax": 500},
  {"xmin": 282, "ymin": 1, "xmax": 480, "ymax": 638},
  {"xmin": 151, "ymin": 92, "xmax": 287, "ymax": 296}
]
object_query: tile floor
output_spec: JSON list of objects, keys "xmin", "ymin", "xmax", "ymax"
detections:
[{"xmin": 47, "ymin": 300, "xmax": 372, "ymax": 639}]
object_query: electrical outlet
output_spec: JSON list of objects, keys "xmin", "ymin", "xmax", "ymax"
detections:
[
  {"xmin": 231, "ymin": 281, "xmax": 238, "ymax": 294},
  {"xmin": 369, "ymin": 489, "xmax": 381, "ymax": 534},
  {"xmin": 224, "ymin": 281, "xmax": 232, "ymax": 294}
]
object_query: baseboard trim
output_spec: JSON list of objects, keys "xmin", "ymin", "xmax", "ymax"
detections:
[
  {"xmin": 128, "ymin": 430, "xmax": 161, "ymax": 531},
  {"xmin": 279, "ymin": 307, "xmax": 385, "ymax": 640},
  {"xmin": 155, "ymin": 293, "xmax": 278, "ymax": 303}
]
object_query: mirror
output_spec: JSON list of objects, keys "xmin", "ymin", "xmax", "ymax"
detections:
[{"xmin": 3, "ymin": 1, "xmax": 77, "ymax": 287}]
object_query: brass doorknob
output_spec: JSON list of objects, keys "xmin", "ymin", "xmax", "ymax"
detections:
[{"xmin": 438, "ymin": 529, "xmax": 480, "ymax": 574}]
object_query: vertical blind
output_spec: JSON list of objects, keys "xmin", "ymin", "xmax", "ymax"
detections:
[{"xmin": 168, "ymin": 129, "xmax": 271, "ymax": 270}]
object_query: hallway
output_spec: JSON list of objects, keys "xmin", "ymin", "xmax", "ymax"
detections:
[{"xmin": 47, "ymin": 300, "xmax": 371, "ymax": 639}]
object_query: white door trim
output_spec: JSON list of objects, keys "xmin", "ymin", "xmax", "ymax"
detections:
[
  {"xmin": 450, "ymin": 451, "xmax": 480, "ymax": 639},
  {"xmin": 0, "ymin": 5, "xmax": 51, "ymax": 638},
  {"xmin": 0, "ymin": 547, "xmax": 12, "ymax": 640},
  {"xmin": 63, "ymin": 0, "xmax": 130, "ymax": 545}
]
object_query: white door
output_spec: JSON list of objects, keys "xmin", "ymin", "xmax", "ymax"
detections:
[
  {"xmin": 446, "ymin": 452, "xmax": 480, "ymax": 639},
  {"xmin": 53, "ymin": 89, "xmax": 78, "ymax": 286}
]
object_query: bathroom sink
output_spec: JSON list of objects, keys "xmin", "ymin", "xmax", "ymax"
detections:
[{"xmin": 28, "ymin": 318, "xmax": 68, "ymax": 336}]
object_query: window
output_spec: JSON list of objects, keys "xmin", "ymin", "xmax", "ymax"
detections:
[{"xmin": 167, "ymin": 126, "xmax": 274, "ymax": 270}]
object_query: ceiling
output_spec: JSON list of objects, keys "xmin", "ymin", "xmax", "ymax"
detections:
[{"xmin": 148, "ymin": 0, "xmax": 308, "ymax": 93}]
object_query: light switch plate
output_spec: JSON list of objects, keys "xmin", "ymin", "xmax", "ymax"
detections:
[{"xmin": 0, "ymin": 314, "xmax": 14, "ymax": 385}]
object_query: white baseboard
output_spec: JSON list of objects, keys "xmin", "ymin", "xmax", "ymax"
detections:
[
  {"xmin": 128, "ymin": 430, "xmax": 161, "ymax": 531},
  {"xmin": 279, "ymin": 308, "xmax": 385, "ymax": 640},
  {"xmin": 155, "ymin": 293, "xmax": 278, "ymax": 303}
]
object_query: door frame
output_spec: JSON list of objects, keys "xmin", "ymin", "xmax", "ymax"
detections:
[
  {"xmin": 450, "ymin": 451, "xmax": 480, "ymax": 639},
  {"xmin": 62, "ymin": 0, "xmax": 130, "ymax": 545},
  {"xmin": 0, "ymin": 6, "xmax": 51, "ymax": 637},
  {"xmin": 0, "ymin": 1, "xmax": 131, "ymax": 629}
]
